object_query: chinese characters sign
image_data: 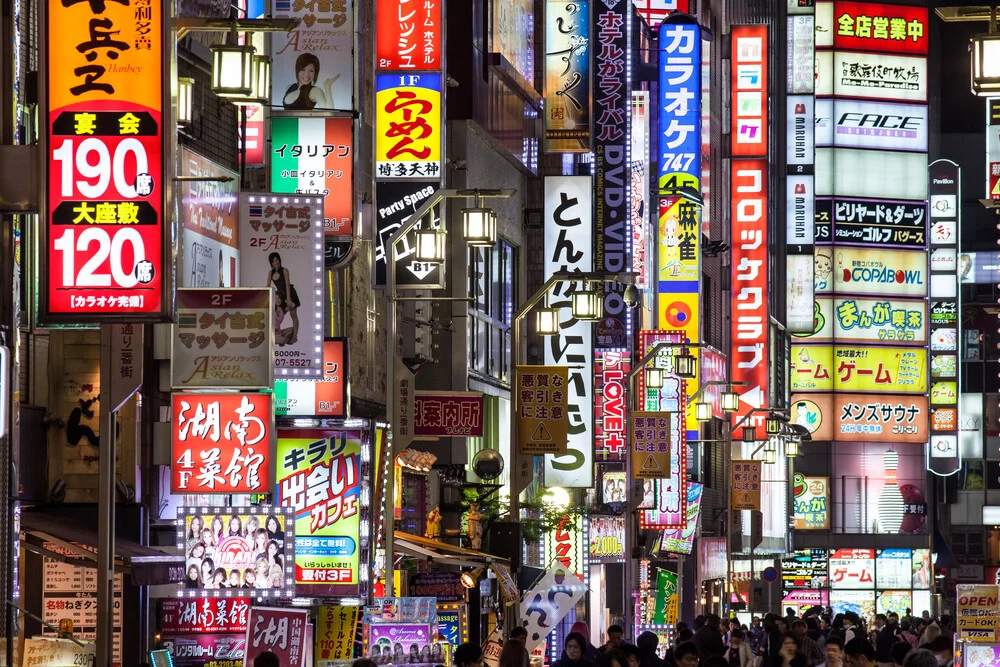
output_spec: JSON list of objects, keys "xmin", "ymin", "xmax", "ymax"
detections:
[
  {"xmin": 171, "ymin": 393, "xmax": 272, "ymax": 494},
  {"xmin": 730, "ymin": 460, "xmax": 762, "ymax": 511},
  {"xmin": 630, "ymin": 411, "xmax": 678, "ymax": 480},
  {"xmin": 238, "ymin": 194, "xmax": 325, "ymax": 378},
  {"xmin": 376, "ymin": 0, "xmax": 441, "ymax": 70},
  {"xmin": 833, "ymin": 2, "xmax": 928, "ymax": 55},
  {"xmin": 245, "ymin": 607, "xmax": 310, "ymax": 667},
  {"xmin": 544, "ymin": 0, "xmax": 591, "ymax": 152},
  {"xmin": 272, "ymin": 0, "xmax": 353, "ymax": 111},
  {"xmin": 832, "ymin": 297, "xmax": 927, "ymax": 344},
  {"xmin": 834, "ymin": 247, "xmax": 927, "ymax": 297},
  {"xmin": 595, "ymin": 350, "xmax": 629, "ymax": 460},
  {"xmin": 45, "ymin": 0, "xmax": 167, "ymax": 321},
  {"xmin": 274, "ymin": 338, "xmax": 349, "ymax": 418},
  {"xmin": 793, "ymin": 474, "xmax": 829, "ymax": 529},
  {"xmin": 271, "ymin": 116, "xmax": 354, "ymax": 237},
  {"xmin": 516, "ymin": 365, "xmax": 569, "ymax": 454},
  {"xmin": 171, "ymin": 288, "xmax": 273, "ymax": 390},
  {"xmin": 275, "ymin": 430, "xmax": 362, "ymax": 595},
  {"xmin": 161, "ymin": 597, "xmax": 251, "ymax": 633},
  {"xmin": 957, "ymin": 584, "xmax": 1000, "ymax": 643},
  {"xmin": 731, "ymin": 26, "xmax": 768, "ymax": 156},
  {"xmin": 833, "ymin": 51, "xmax": 927, "ymax": 102},
  {"xmin": 375, "ymin": 74, "xmax": 442, "ymax": 179},
  {"xmin": 413, "ymin": 391, "xmax": 484, "ymax": 437},
  {"xmin": 316, "ymin": 605, "xmax": 360, "ymax": 666}
]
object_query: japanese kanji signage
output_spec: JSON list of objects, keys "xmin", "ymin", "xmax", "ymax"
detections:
[
  {"xmin": 630, "ymin": 411, "xmax": 676, "ymax": 480},
  {"xmin": 109, "ymin": 322, "xmax": 143, "ymax": 409},
  {"xmin": 832, "ymin": 1, "xmax": 928, "ymax": 55},
  {"xmin": 829, "ymin": 548, "xmax": 875, "ymax": 589},
  {"xmin": 177, "ymin": 507, "xmax": 296, "ymax": 597},
  {"xmin": 275, "ymin": 430, "xmax": 363, "ymax": 595},
  {"xmin": 272, "ymin": 0, "xmax": 353, "ymax": 111},
  {"xmin": 274, "ymin": 338, "xmax": 349, "ymax": 418},
  {"xmin": 957, "ymin": 584, "xmax": 1000, "ymax": 642},
  {"xmin": 44, "ymin": 0, "xmax": 168, "ymax": 321},
  {"xmin": 179, "ymin": 147, "xmax": 239, "ymax": 288},
  {"xmin": 544, "ymin": 0, "xmax": 591, "ymax": 152},
  {"xmin": 595, "ymin": 350, "xmax": 630, "ymax": 460},
  {"xmin": 832, "ymin": 51, "xmax": 927, "ymax": 102},
  {"xmin": 393, "ymin": 356, "xmax": 415, "ymax": 454},
  {"xmin": 375, "ymin": 74, "xmax": 442, "ymax": 179},
  {"xmin": 413, "ymin": 391, "xmax": 484, "ymax": 437},
  {"xmin": 832, "ymin": 199, "xmax": 927, "ymax": 247},
  {"xmin": 316, "ymin": 605, "xmax": 360, "ymax": 665},
  {"xmin": 832, "ymin": 297, "xmax": 926, "ymax": 344},
  {"xmin": 171, "ymin": 393, "xmax": 273, "ymax": 494},
  {"xmin": 731, "ymin": 26, "xmax": 768, "ymax": 157},
  {"xmin": 270, "ymin": 116, "xmax": 354, "ymax": 237},
  {"xmin": 22, "ymin": 639, "xmax": 95, "ymax": 667},
  {"xmin": 656, "ymin": 482, "xmax": 702, "ymax": 551},
  {"xmin": 730, "ymin": 460, "xmax": 762, "ymax": 511},
  {"xmin": 238, "ymin": 194, "xmax": 325, "ymax": 378},
  {"xmin": 172, "ymin": 288, "xmax": 273, "ymax": 390},
  {"xmin": 789, "ymin": 392, "xmax": 928, "ymax": 442},
  {"xmin": 162, "ymin": 597, "xmax": 251, "ymax": 634},
  {"xmin": 376, "ymin": 0, "xmax": 442, "ymax": 70},
  {"xmin": 793, "ymin": 474, "xmax": 829, "ymax": 529},
  {"xmin": 245, "ymin": 607, "xmax": 310, "ymax": 667},
  {"xmin": 516, "ymin": 365, "xmax": 569, "ymax": 455}
]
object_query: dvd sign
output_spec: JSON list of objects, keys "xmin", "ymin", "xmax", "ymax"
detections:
[{"xmin": 833, "ymin": 100, "xmax": 927, "ymax": 152}]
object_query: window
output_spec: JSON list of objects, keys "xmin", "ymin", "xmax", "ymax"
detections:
[{"xmin": 468, "ymin": 240, "xmax": 516, "ymax": 384}]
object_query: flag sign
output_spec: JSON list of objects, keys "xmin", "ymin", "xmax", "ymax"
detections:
[
  {"xmin": 519, "ymin": 567, "xmax": 588, "ymax": 654},
  {"xmin": 731, "ymin": 459, "xmax": 762, "ymax": 510},
  {"xmin": 630, "ymin": 411, "xmax": 676, "ymax": 479},
  {"xmin": 516, "ymin": 365, "xmax": 569, "ymax": 454}
]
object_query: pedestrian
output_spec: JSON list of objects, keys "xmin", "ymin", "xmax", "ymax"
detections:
[
  {"xmin": 822, "ymin": 637, "xmax": 844, "ymax": 667},
  {"xmin": 875, "ymin": 613, "xmax": 900, "ymax": 667},
  {"xmin": 763, "ymin": 614, "xmax": 784, "ymax": 667},
  {"xmin": 778, "ymin": 633, "xmax": 807, "ymax": 667},
  {"xmin": 694, "ymin": 614, "xmax": 727, "ymax": 661},
  {"xmin": 792, "ymin": 620, "xmax": 823, "ymax": 666},
  {"xmin": 606, "ymin": 650, "xmax": 633, "ymax": 667},
  {"xmin": 674, "ymin": 642, "xmax": 701, "ymax": 667},
  {"xmin": 601, "ymin": 624, "xmax": 626, "ymax": 662},
  {"xmin": 725, "ymin": 629, "xmax": 754, "ymax": 667},
  {"xmin": 568, "ymin": 622, "xmax": 602, "ymax": 664},
  {"xmin": 748, "ymin": 618, "xmax": 765, "ymax": 654},
  {"xmin": 917, "ymin": 624, "xmax": 940, "ymax": 648},
  {"xmin": 254, "ymin": 652, "xmax": 281, "ymax": 667},
  {"xmin": 902, "ymin": 650, "xmax": 937, "ymax": 667},
  {"xmin": 842, "ymin": 615, "xmax": 860, "ymax": 646},
  {"xmin": 556, "ymin": 632, "xmax": 599, "ymax": 667},
  {"xmin": 844, "ymin": 639, "xmax": 876, "ymax": 667},
  {"xmin": 890, "ymin": 642, "xmax": 911, "ymax": 667},
  {"xmin": 455, "ymin": 643, "xmax": 485, "ymax": 667},
  {"xmin": 622, "ymin": 644, "xmax": 642, "ymax": 667},
  {"xmin": 897, "ymin": 622, "xmax": 918, "ymax": 649},
  {"xmin": 920, "ymin": 637, "xmax": 952, "ymax": 667},
  {"xmin": 720, "ymin": 619, "xmax": 732, "ymax": 646},
  {"xmin": 637, "ymin": 631, "xmax": 667, "ymax": 667},
  {"xmin": 510, "ymin": 627, "xmax": 528, "ymax": 647},
  {"xmin": 500, "ymin": 639, "xmax": 530, "ymax": 667}
]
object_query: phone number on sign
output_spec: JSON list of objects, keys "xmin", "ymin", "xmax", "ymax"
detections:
[{"xmin": 275, "ymin": 358, "xmax": 314, "ymax": 367}]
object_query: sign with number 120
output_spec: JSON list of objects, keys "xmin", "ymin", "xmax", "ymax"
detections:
[{"xmin": 44, "ymin": 0, "xmax": 169, "ymax": 322}]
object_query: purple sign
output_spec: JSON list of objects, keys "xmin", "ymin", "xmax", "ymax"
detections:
[
  {"xmin": 162, "ymin": 634, "xmax": 246, "ymax": 667},
  {"xmin": 367, "ymin": 624, "xmax": 447, "ymax": 666}
]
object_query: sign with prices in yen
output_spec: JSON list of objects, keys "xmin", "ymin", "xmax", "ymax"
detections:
[{"xmin": 516, "ymin": 365, "xmax": 569, "ymax": 454}]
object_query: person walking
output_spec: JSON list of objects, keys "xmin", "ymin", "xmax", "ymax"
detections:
[
  {"xmin": 725, "ymin": 629, "xmax": 755, "ymax": 667},
  {"xmin": 792, "ymin": 620, "xmax": 823, "ymax": 666},
  {"xmin": 555, "ymin": 633, "xmax": 599, "ymax": 667},
  {"xmin": 695, "ymin": 615, "xmax": 727, "ymax": 661}
]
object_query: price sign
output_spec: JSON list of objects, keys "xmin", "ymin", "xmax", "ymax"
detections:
[{"xmin": 44, "ymin": 0, "xmax": 168, "ymax": 321}]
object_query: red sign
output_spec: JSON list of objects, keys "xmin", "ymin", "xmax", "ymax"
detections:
[
  {"xmin": 413, "ymin": 391, "xmax": 484, "ymax": 437},
  {"xmin": 376, "ymin": 0, "xmax": 442, "ymax": 70},
  {"xmin": 595, "ymin": 350, "xmax": 630, "ymax": 459},
  {"xmin": 171, "ymin": 393, "xmax": 272, "ymax": 493},
  {"xmin": 730, "ymin": 159, "xmax": 769, "ymax": 423},
  {"xmin": 161, "ymin": 598, "xmax": 251, "ymax": 634},
  {"xmin": 730, "ymin": 26, "xmax": 768, "ymax": 158},
  {"xmin": 833, "ymin": 2, "xmax": 929, "ymax": 55},
  {"xmin": 245, "ymin": 607, "xmax": 310, "ymax": 667},
  {"xmin": 45, "ymin": 0, "xmax": 167, "ymax": 321}
]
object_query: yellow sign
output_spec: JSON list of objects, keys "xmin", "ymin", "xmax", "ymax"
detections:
[
  {"xmin": 957, "ymin": 584, "xmax": 1000, "ymax": 642},
  {"xmin": 316, "ymin": 605, "xmax": 361, "ymax": 665},
  {"xmin": 516, "ymin": 365, "xmax": 569, "ymax": 454},
  {"xmin": 630, "ymin": 411, "xmax": 677, "ymax": 479},
  {"xmin": 833, "ymin": 345, "xmax": 927, "ymax": 393},
  {"xmin": 730, "ymin": 460, "xmax": 762, "ymax": 510},
  {"xmin": 791, "ymin": 345, "xmax": 834, "ymax": 392},
  {"xmin": 930, "ymin": 381, "xmax": 957, "ymax": 405},
  {"xmin": 375, "ymin": 73, "xmax": 442, "ymax": 178}
]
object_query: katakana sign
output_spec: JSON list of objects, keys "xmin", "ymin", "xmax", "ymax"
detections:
[
  {"xmin": 957, "ymin": 584, "xmax": 1000, "ymax": 642},
  {"xmin": 833, "ymin": 345, "xmax": 927, "ymax": 393},
  {"xmin": 793, "ymin": 474, "xmax": 830, "ymax": 529},
  {"xmin": 376, "ymin": 0, "xmax": 442, "ymax": 70},
  {"xmin": 595, "ymin": 350, "xmax": 630, "ymax": 460},
  {"xmin": 272, "ymin": 0, "xmax": 353, "ymax": 111},
  {"xmin": 790, "ymin": 392, "xmax": 928, "ymax": 442},
  {"xmin": 316, "ymin": 605, "xmax": 360, "ymax": 666},
  {"xmin": 171, "ymin": 393, "xmax": 272, "ymax": 494},
  {"xmin": 829, "ymin": 548, "xmax": 875, "ymax": 589},
  {"xmin": 730, "ymin": 460, "xmax": 762, "ymax": 510},
  {"xmin": 516, "ymin": 365, "xmax": 569, "ymax": 454},
  {"xmin": 519, "ymin": 566, "xmax": 588, "ymax": 654},
  {"xmin": 832, "ymin": 297, "xmax": 926, "ymax": 344},
  {"xmin": 413, "ymin": 391, "xmax": 484, "ymax": 437},
  {"xmin": 833, "ymin": 198, "xmax": 927, "ymax": 247},
  {"xmin": 731, "ymin": 25, "xmax": 768, "ymax": 156}
]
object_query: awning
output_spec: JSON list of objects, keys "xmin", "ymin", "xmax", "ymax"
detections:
[
  {"xmin": 394, "ymin": 531, "xmax": 510, "ymax": 568},
  {"xmin": 20, "ymin": 511, "xmax": 184, "ymax": 585}
]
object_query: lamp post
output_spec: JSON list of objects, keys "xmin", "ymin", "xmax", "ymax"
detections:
[{"xmin": 382, "ymin": 188, "xmax": 515, "ymax": 599}]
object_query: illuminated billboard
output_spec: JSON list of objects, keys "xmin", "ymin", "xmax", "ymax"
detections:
[
  {"xmin": 833, "ymin": 52, "xmax": 927, "ymax": 102},
  {"xmin": 833, "ymin": 149, "xmax": 928, "ymax": 200},
  {"xmin": 832, "ymin": 297, "xmax": 927, "ymax": 344},
  {"xmin": 832, "ymin": 101, "xmax": 928, "ymax": 152},
  {"xmin": 831, "ymin": 442, "xmax": 927, "ymax": 534},
  {"xmin": 544, "ymin": 0, "xmax": 591, "ymax": 152},
  {"xmin": 832, "ymin": 2, "xmax": 929, "ymax": 55},
  {"xmin": 794, "ymin": 475, "xmax": 830, "ymax": 530},
  {"xmin": 790, "ymin": 392, "xmax": 928, "ymax": 443},
  {"xmin": 833, "ymin": 247, "xmax": 927, "ymax": 297},
  {"xmin": 731, "ymin": 26, "xmax": 768, "ymax": 156},
  {"xmin": 833, "ymin": 199, "xmax": 927, "ymax": 248}
]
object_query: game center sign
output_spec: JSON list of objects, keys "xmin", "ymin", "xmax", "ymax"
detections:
[{"xmin": 44, "ymin": 0, "xmax": 170, "ymax": 322}]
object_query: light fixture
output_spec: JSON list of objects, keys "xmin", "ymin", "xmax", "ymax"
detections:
[
  {"xmin": 674, "ymin": 350, "xmax": 696, "ymax": 379},
  {"xmin": 541, "ymin": 486, "xmax": 571, "ymax": 510},
  {"xmin": 740, "ymin": 426, "xmax": 756, "ymax": 443},
  {"xmin": 763, "ymin": 447, "xmax": 777, "ymax": 465},
  {"xmin": 695, "ymin": 401, "xmax": 711, "ymax": 422},
  {"xmin": 535, "ymin": 305, "xmax": 560, "ymax": 336},
  {"xmin": 460, "ymin": 567, "xmax": 485, "ymax": 589},
  {"xmin": 646, "ymin": 367, "xmax": 664, "ymax": 389},
  {"xmin": 240, "ymin": 54, "xmax": 271, "ymax": 105},
  {"xmin": 462, "ymin": 201, "xmax": 497, "ymax": 247},
  {"xmin": 765, "ymin": 416, "xmax": 782, "ymax": 435},
  {"xmin": 571, "ymin": 283, "xmax": 602, "ymax": 321},
  {"xmin": 415, "ymin": 228, "xmax": 447, "ymax": 263},
  {"xmin": 971, "ymin": 32, "xmax": 1000, "ymax": 96},
  {"xmin": 785, "ymin": 438, "xmax": 799, "ymax": 458},
  {"xmin": 210, "ymin": 29, "xmax": 257, "ymax": 98},
  {"xmin": 177, "ymin": 76, "xmax": 194, "ymax": 125},
  {"xmin": 721, "ymin": 391, "xmax": 739, "ymax": 412}
]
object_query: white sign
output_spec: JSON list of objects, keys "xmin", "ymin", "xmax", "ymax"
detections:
[
  {"xmin": 519, "ymin": 567, "xmax": 588, "ymax": 653},
  {"xmin": 787, "ymin": 254, "xmax": 815, "ymax": 334},
  {"xmin": 833, "ymin": 51, "xmax": 927, "ymax": 103},
  {"xmin": 833, "ymin": 149, "xmax": 928, "ymax": 200},
  {"xmin": 109, "ymin": 323, "xmax": 143, "ymax": 410},
  {"xmin": 815, "ymin": 2, "xmax": 834, "ymax": 47},
  {"xmin": 833, "ymin": 100, "xmax": 928, "ymax": 152},
  {"xmin": 543, "ymin": 177, "xmax": 594, "ymax": 488},
  {"xmin": 816, "ymin": 148, "xmax": 833, "ymax": 196},
  {"xmin": 815, "ymin": 99, "xmax": 833, "ymax": 147},
  {"xmin": 787, "ymin": 16, "xmax": 815, "ymax": 93},
  {"xmin": 931, "ymin": 434, "xmax": 958, "ymax": 458},
  {"xmin": 815, "ymin": 51, "xmax": 833, "ymax": 96},
  {"xmin": 833, "ymin": 247, "xmax": 928, "ymax": 297},
  {"xmin": 22, "ymin": 638, "xmax": 95, "ymax": 667},
  {"xmin": 829, "ymin": 548, "xmax": 875, "ymax": 590},
  {"xmin": 787, "ymin": 175, "xmax": 815, "ymax": 246},
  {"xmin": 787, "ymin": 95, "xmax": 814, "ymax": 168}
]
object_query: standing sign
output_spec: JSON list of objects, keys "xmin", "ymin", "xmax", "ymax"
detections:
[
  {"xmin": 375, "ymin": 74, "xmax": 442, "ymax": 180},
  {"xmin": 238, "ymin": 193, "xmax": 325, "ymax": 378},
  {"xmin": 630, "ymin": 411, "xmax": 677, "ymax": 479},
  {"xmin": 172, "ymin": 288, "xmax": 273, "ymax": 390},
  {"xmin": 270, "ymin": 116, "xmax": 354, "ymax": 237},
  {"xmin": 374, "ymin": 181, "xmax": 437, "ymax": 286},
  {"xmin": 171, "ymin": 393, "xmax": 272, "ymax": 494},
  {"xmin": 44, "ymin": 0, "xmax": 168, "ymax": 321},
  {"xmin": 516, "ymin": 365, "xmax": 569, "ymax": 454},
  {"xmin": 245, "ymin": 607, "xmax": 310, "ymax": 667},
  {"xmin": 730, "ymin": 460, "xmax": 762, "ymax": 510},
  {"xmin": 393, "ymin": 357, "xmax": 415, "ymax": 454},
  {"xmin": 376, "ymin": 0, "xmax": 442, "ymax": 70},
  {"xmin": 316, "ymin": 605, "xmax": 361, "ymax": 666},
  {"xmin": 271, "ymin": 0, "xmax": 353, "ymax": 111},
  {"xmin": 544, "ymin": 0, "xmax": 591, "ymax": 152},
  {"xmin": 957, "ymin": 584, "xmax": 1000, "ymax": 642},
  {"xmin": 179, "ymin": 147, "xmax": 239, "ymax": 288}
]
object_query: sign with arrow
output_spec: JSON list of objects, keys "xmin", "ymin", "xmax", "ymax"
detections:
[
  {"xmin": 373, "ymin": 181, "xmax": 445, "ymax": 289},
  {"xmin": 516, "ymin": 365, "xmax": 569, "ymax": 454},
  {"xmin": 731, "ymin": 459, "xmax": 762, "ymax": 511}
]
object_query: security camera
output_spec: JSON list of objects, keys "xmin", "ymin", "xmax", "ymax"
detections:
[{"xmin": 623, "ymin": 284, "xmax": 641, "ymax": 309}]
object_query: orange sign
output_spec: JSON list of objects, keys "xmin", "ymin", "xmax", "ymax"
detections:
[{"xmin": 790, "ymin": 392, "xmax": 928, "ymax": 443}]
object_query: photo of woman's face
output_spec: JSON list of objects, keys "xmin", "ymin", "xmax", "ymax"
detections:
[{"xmin": 297, "ymin": 63, "xmax": 316, "ymax": 86}]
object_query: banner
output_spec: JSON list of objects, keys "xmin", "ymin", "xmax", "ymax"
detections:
[
  {"xmin": 180, "ymin": 148, "xmax": 239, "ymax": 288},
  {"xmin": 275, "ymin": 430, "xmax": 363, "ymax": 596},
  {"xmin": 316, "ymin": 605, "xmax": 360, "ymax": 666},
  {"xmin": 658, "ymin": 483, "xmax": 704, "ymax": 554},
  {"xmin": 589, "ymin": 515, "xmax": 625, "ymax": 561},
  {"xmin": 45, "ymin": 0, "xmax": 167, "ymax": 320},
  {"xmin": 793, "ymin": 474, "xmax": 830, "ymax": 529},
  {"xmin": 271, "ymin": 0, "xmax": 353, "ymax": 111},
  {"xmin": 375, "ymin": 74, "xmax": 442, "ymax": 179},
  {"xmin": 543, "ymin": 0, "xmax": 591, "ymax": 152},
  {"xmin": 393, "ymin": 357, "xmax": 415, "ymax": 454},
  {"xmin": 518, "ymin": 567, "xmax": 588, "ymax": 653},
  {"xmin": 245, "ymin": 607, "xmax": 310, "ymax": 667},
  {"xmin": 957, "ymin": 584, "xmax": 1000, "ymax": 642},
  {"xmin": 270, "ymin": 116, "xmax": 354, "ymax": 237},
  {"xmin": 730, "ymin": 460, "xmax": 762, "ymax": 510},
  {"xmin": 652, "ymin": 570, "xmax": 679, "ymax": 625},
  {"xmin": 162, "ymin": 598, "xmax": 251, "ymax": 634},
  {"xmin": 238, "ymin": 193, "xmax": 325, "ymax": 378}
]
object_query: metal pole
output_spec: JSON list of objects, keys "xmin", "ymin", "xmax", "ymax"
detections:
[
  {"xmin": 96, "ymin": 325, "xmax": 116, "ymax": 667},
  {"xmin": 624, "ymin": 369, "xmax": 635, "ymax": 637}
]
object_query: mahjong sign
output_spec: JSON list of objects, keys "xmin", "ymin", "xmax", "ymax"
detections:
[{"xmin": 44, "ymin": 0, "xmax": 170, "ymax": 321}]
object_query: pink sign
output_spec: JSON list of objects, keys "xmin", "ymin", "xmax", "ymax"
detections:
[
  {"xmin": 163, "ymin": 634, "xmax": 246, "ymax": 667},
  {"xmin": 244, "ymin": 607, "xmax": 309, "ymax": 667}
]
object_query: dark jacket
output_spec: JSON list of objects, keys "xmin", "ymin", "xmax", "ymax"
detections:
[
  {"xmin": 875, "ymin": 625, "xmax": 900, "ymax": 662},
  {"xmin": 694, "ymin": 626, "xmax": 727, "ymax": 661}
]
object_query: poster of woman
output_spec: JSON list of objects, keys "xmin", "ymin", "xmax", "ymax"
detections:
[{"xmin": 271, "ymin": 3, "xmax": 353, "ymax": 111}]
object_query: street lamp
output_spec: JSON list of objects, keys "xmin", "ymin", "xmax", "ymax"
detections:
[
  {"xmin": 785, "ymin": 437, "xmax": 799, "ymax": 458},
  {"xmin": 765, "ymin": 416, "xmax": 782, "ymax": 436},
  {"xmin": 462, "ymin": 199, "xmax": 498, "ymax": 247},
  {"xmin": 234, "ymin": 54, "xmax": 271, "ymax": 106},
  {"xmin": 762, "ymin": 445, "xmax": 777, "ymax": 465},
  {"xmin": 741, "ymin": 426, "xmax": 756, "ymax": 443},
  {"xmin": 695, "ymin": 401, "xmax": 712, "ymax": 422},
  {"xmin": 972, "ymin": 31, "xmax": 1000, "ymax": 95},
  {"xmin": 177, "ymin": 77, "xmax": 194, "ymax": 125},
  {"xmin": 674, "ymin": 349, "xmax": 697, "ymax": 379},
  {"xmin": 646, "ymin": 367, "xmax": 664, "ymax": 389},
  {"xmin": 535, "ymin": 304, "xmax": 561, "ymax": 336},
  {"xmin": 571, "ymin": 283, "xmax": 602, "ymax": 321},
  {"xmin": 721, "ymin": 391, "xmax": 739, "ymax": 412},
  {"xmin": 210, "ymin": 31, "xmax": 257, "ymax": 98},
  {"xmin": 415, "ymin": 228, "xmax": 447, "ymax": 263}
]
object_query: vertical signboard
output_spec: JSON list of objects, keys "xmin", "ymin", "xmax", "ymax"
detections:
[
  {"xmin": 376, "ymin": 0, "xmax": 442, "ymax": 70},
  {"xmin": 987, "ymin": 99, "xmax": 1000, "ymax": 198},
  {"xmin": 373, "ymin": 181, "xmax": 440, "ymax": 288},
  {"xmin": 631, "ymin": 92, "xmax": 651, "ymax": 290},
  {"xmin": 595, "ymin": 351, "xmax": 629, "ymax": 461},
  {"xmin": 731, "ymin": 26, "xmax": 769, "ymax": 157},
  {"xmin": 657, "ymin": 19, "xmax": 702, "ymax": 440},
  {"xmin": 731, "ymin": 460, "xmax": 763, "ymax": 510},
  {"xmin": 544, "ymin": 0, "xmax": 591, "ymax": 152},
  {"xmin": 630, "ymin": 411, "xmax": 677, "ymax": 479},
  {"xmin": 272, "ymin": 0, "xmax": 353, "ymax": 111},
  {"xmin": 927, "ymin": 160, "xmax": 961, "ymax": 477},
  {"xmin": 375, "ymin": 74, "xmax": 442, "ymax": 180},
  {"xmin": 179, "ymin": 148, "xmax": 239, "ymax": 288},
  {"xmin": 592, "ymin": 0, "xmax": 630, "ymax": 342},
  {"xmin": 787, "ymin": 94, "xmax": 815, "ymax": 333},
  {"xmin": 44, "ymin": 0, "xmax": 168, "ymax": 321},
  {"xmin": 543, "ymin": 177, "xmax": 594, "ymax": 487}
]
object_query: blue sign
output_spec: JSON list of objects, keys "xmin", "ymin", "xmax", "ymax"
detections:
[{"xmin": 658, "ymin": 21, "xmax": 701, "ymax": 181}]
